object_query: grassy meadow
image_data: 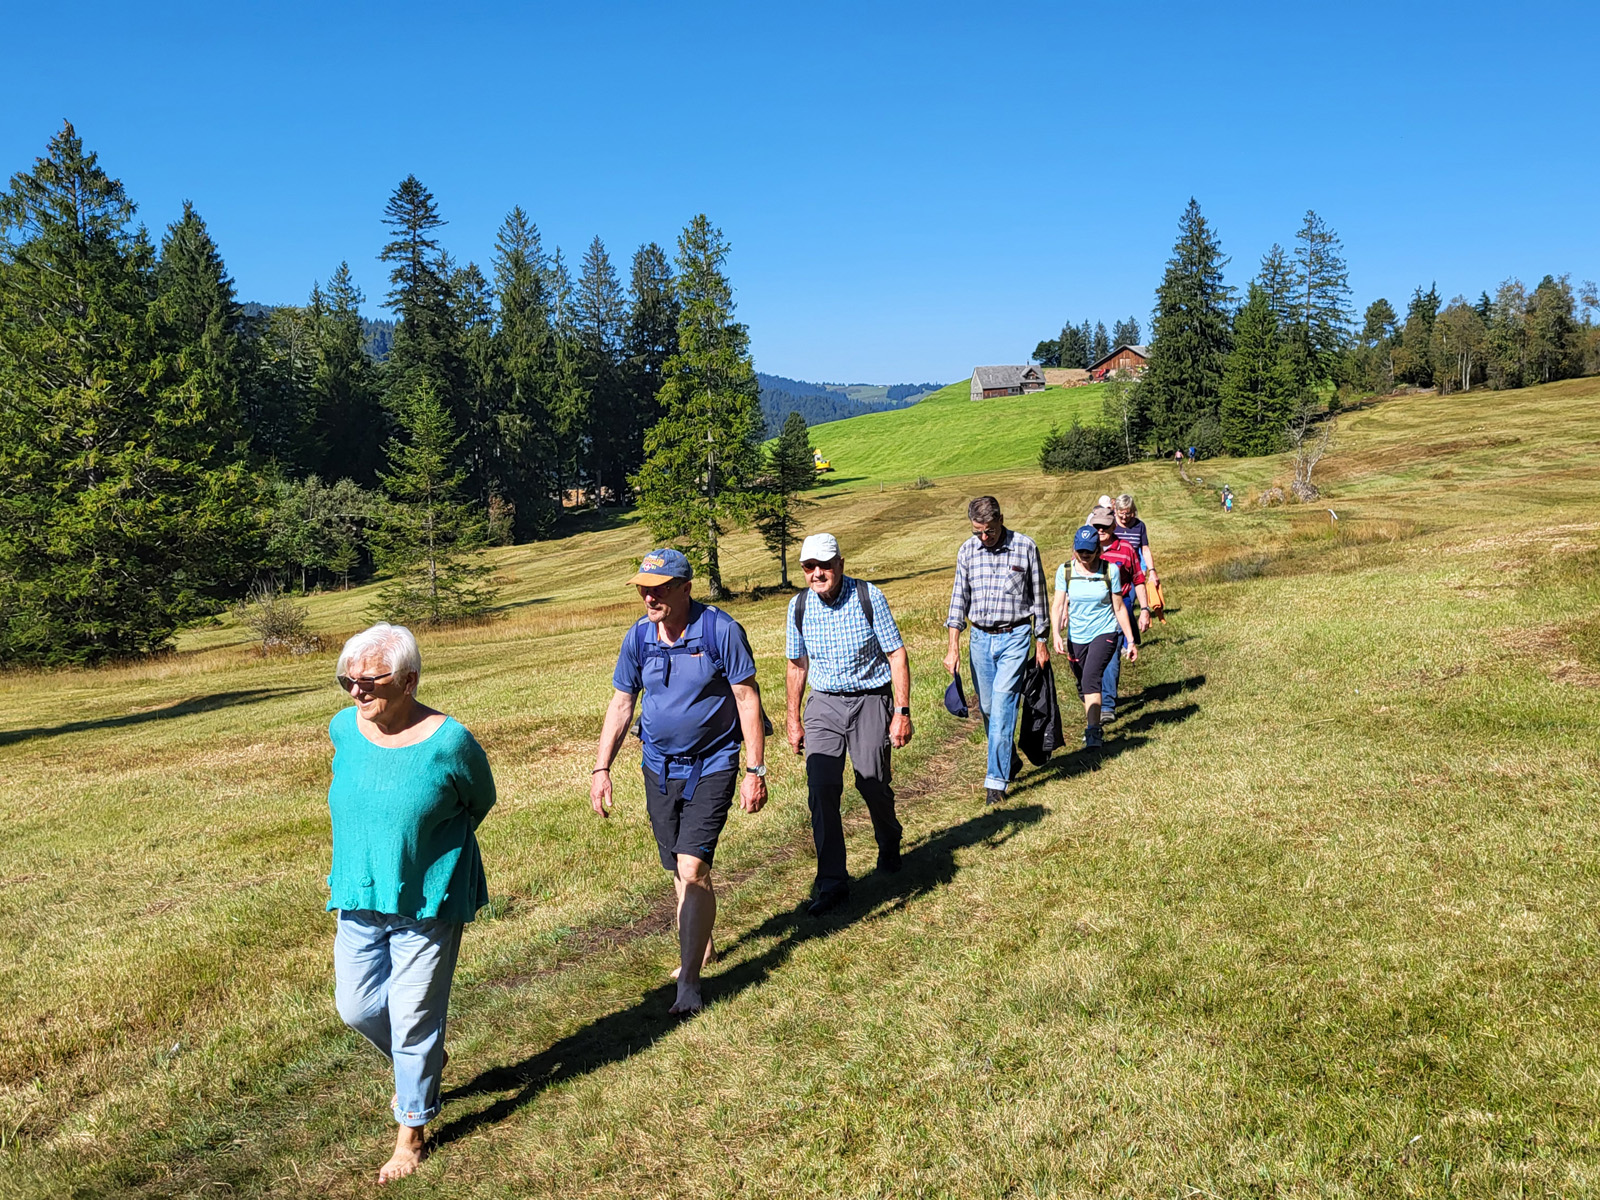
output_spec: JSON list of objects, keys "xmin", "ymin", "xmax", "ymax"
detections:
[
  {"xmin": 805, "ymin": 379, "xmax": 1107, "ymax": 487},
  {"xmin": 4, "ymin": 378, "xmax": 1600, "ymax": 1196}
]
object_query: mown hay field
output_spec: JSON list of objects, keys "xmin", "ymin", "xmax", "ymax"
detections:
[{"xmin": 3, "ymin": 379, "xmax": 1600, "ymax": 1197}]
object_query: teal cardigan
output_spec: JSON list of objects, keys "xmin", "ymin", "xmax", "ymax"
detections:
[{"xmin": 325, "ymin": 707, "xmax": 496, "ymax": 923}]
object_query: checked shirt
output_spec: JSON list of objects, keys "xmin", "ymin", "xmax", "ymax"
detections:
[
  {"xmin": 785, "ymin": 577, "xmax": 903, "ymax": 693},
  {"xmin": 946, "ymin": 528, "xmax": 1048, "ymax": 637}
]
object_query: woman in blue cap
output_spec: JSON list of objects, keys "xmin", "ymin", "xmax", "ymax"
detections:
[{"xmin": 1054, "ymin": 525, "xmax": 1138, "ymax": 749}]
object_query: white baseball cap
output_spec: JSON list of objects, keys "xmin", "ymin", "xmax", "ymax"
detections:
[
  {"xmin": 799, "ymin": 533, "xmax": 841, "ymax": 563},
  {"xmin": 1098, "ymin": 494, "xmax": 1114, "ymax": 509}
]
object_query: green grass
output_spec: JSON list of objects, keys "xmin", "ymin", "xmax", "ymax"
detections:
[
  {"xmin": 6, "ymin": 378, "xmax": 1600, "ymax": 1196},
  {"xmin": 808, "ymin": 377, "xmax": 1107, "ymax": 486}
]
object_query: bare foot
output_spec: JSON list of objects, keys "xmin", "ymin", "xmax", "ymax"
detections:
[
  {"xmin": 669, "ymin": 944, "xmax": 717, "ymax": 981},
  {"xmin": 378, "ymin": 1127, "xmax": 428, "ymax": 1184},
  {"xmin": 668, "ymin": 981, "xmax": 704, "ymax": 1016}
]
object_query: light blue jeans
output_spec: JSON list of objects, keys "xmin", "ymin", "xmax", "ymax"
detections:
[
  {"xmin": 969, "ymin": 625, "xmax": 1033, "ymax": 791},
  {"xmin": 334, "ymin": 910, "xmax": 463, "ymax": 1127}
]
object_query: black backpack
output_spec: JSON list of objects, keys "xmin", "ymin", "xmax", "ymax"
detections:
[{"xmin": 792, "ymin": 579, "xmax": 875, "ymax": 633}]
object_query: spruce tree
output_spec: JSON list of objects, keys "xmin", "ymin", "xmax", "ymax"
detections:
[
  {"xmin": 753, "ymin": 411, "xmax": 815, "ymax": 587},
  {"xmin": 624, "ymin": 242, "xmax": 680, "ymax": 438},
  {"xmin": 0, "ymin": 123, "xmax": 258, "ymax": 663},
  {"xmin": 631, "ymin": 215, "xmax": 763, "ymax": 600},
  {"xmin": 379, "ymin": 176, "xmax": 467, "ymax": 430},
  {"xmin": 1292, "ymin": 210, "xmax": 1353, "ymax": 378},
  {"xmin": 1091, "ymin": 321, "xmax": 1110, "ymax": 363},
  {"xmin": 490, "ymin": 207, "xmax": 559, "ymax": 538},
  {"xmin": 1057, "ymin": 321, "xmax": 1089, "ymax": 369},
  {"xmin": 1219, "ymin": 284, "xmax": 1298, "ymax": 455},
  {"xmin": 1137, "ymin": 198, "xmax": 1234, "ymax": 450},
  {"xmin": 156, "ymin": 202, "xmax": 248, "ymax": 433},
  {"xmin": 1112, "ymin": 316, "xmax": 1141, "ymax": 347},
  {"xmin": 370, "ymin": 383, "xmax": 497, "ymax": 624},
  {"xmin": 308, "ymin": 263, "xmax": 384, "ymax": 485},
  {"xmin": 1257, "ymin": 244, "xmax": 1297, "ymax": 326},
  {"xmin": 1355, "ymin": 297, "xmax": 1400, "ymax": 393},
  {"xmin": 573, "ymin": 235, "xmax": 629, "ymax": 502},
  {"xmin": 1527, "ymin": 274, "xmax": 1579, "ymax": 383},
  {"xmin": 1394, "ymin": 283, "xmax": 1441, "ymax": 386}
]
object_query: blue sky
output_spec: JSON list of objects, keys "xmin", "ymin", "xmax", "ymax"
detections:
[{"xmin": 4, "ymin": 1, "xmax": 1596, "ymax": 383}]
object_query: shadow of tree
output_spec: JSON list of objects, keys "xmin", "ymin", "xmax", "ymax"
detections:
[
  {"xmin": 433, "ymin": 803, "xmax": 1048, "ymax": 1146},
  {"xmin": 0, "ymin": 687, "xmax": 313, "ymax": 748}
]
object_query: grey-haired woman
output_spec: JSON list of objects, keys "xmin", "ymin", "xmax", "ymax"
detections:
[{"xmin": 326, "ymin": 623, "xmax": 495, "ymax": 1183}]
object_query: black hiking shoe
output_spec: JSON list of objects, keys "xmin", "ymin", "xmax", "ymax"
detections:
[
  {"xmin": 876, "ymin": 844, "xmax": 902, "ymax": 874},
  {"xmin": 985, "ymin": 787, "xmax": 1006, "ymax": 806}
]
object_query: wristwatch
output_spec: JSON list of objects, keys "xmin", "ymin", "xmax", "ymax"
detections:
[
  {"xmin": 895, "ymin": 706, "xmax": 911, "ymax": 716},
  {"xmin": 745, "ymin": 764, "xmax": 767, "ymax": 777}
]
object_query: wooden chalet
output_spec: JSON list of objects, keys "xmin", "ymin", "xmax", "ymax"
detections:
[
  {"xmin": 970, "ymin": 364, "xmax": 1048, "ymax": 401},
  {"xmin": 1087, "ymin": 344, "xmax": 1149, "ymax": 380}
]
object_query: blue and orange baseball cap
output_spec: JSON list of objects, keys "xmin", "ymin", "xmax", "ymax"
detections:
[{"xmin": 627, "ymin": 548, "xmax": 692, "ymax": 585}]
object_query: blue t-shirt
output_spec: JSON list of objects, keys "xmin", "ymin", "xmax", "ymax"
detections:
[
  {"xmin": 612, "ymin": 602, "xmax": 756, "ymax": 777},
  {"xmin": 1055, "ymin": 560, "xmax": 1122, "ymax": 644}
]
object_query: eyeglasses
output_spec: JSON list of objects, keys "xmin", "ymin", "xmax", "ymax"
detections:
[
  {"xmin": 800, "ymin": 561, "xmax": 834, "ymax": 574},
  {"xmin": 337, "ymin": 671, "xmax": 394, "ymax": 692}
]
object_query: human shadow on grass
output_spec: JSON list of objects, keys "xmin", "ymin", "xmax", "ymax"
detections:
[
  {"xmin": 1004, "ymin": 700, "xmax": 1202, "ymax": 793},
  {"xmin": 1104, "ymin": 673, "xmax": 1206, "ymax": 721},
  {"xmin": 432, "ymin": 802, "xmax": 1048, "ymax": 1146},
  {"xmin": 0, "ymin": 687, "xmax": 312, "ymax": 748}
]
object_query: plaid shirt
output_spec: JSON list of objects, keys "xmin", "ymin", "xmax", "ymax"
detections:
[
  {"xmin": 946, "ymin": 528, "xmax": 1048, "ymax": 637},
  {"xmin": 785, "ymin": 577, "xmax": 903, "ymax": 693}
]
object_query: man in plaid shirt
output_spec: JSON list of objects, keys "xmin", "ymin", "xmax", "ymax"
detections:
[
  {"xmin": 787, "ymin": 533, "xmax": 913, "ymax": 916},
  {"xmin": 943, "ymin": 495, "xmax": 1049, "ymax": 804}
]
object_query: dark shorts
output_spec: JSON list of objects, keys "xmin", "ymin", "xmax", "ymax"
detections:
[
  {"xmin": 641, "ymin": 765, "xmax": 738, "ymax": 872},
  {"xmin": 1068, "ymin": 633, "xmax": 1120, "ymax": 697}
]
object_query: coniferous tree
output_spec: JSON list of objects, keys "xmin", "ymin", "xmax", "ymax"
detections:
[
  {"xmin": 157, "ymin": 201, "xmax": 249, "ymax": 438},
  {"xmin": 623, "ymin": 242, "xmax": 680, "ymax": 471},
  {"xmin": 1057, "ymin": 321, "xmax": 1090, "ymax": 369},
  {"xmin": 0, "ymin": 123, "xmax": 258, "ymax": 663},
  {"xmin": 753, "ymin": 411, "xmax": 815, "ymax": 587},
  {"xmin": 574, "ymin": 235, "xmax": 629, "ymax": 502},
  {"xmin": 490, "ymin": 206, "xmax": 559, "ymax": 538},
  {"xmin": 1112, "ymin": 316, "xmax": 1141, "ymax": 347},
  {"xmin": 1219, "ymin": 284, "xmax": 1299, "ymax": 455},
  {"xmin": 250, "ymin": 304, "xmax": 319, "ymax": 469},
  {"xmin": 448, "ymin": 257, "xmax": 498, "ymax": 504},
  {"xmin": 1394, "ymin": 283, "xmax": 1441, "ymax": 386},
  {"xmin": 1484, "ymin": 279, "xmax": 1528, "ymax": 390},
  {"xmin": 308, "ymin": 263, "xmax": 384, "ymax": 485},
  {"xmin": 379, "ymin": 176, "xmax": 468, "ymax": 430},
  {"xmin": 631, "ymin": 215, "xmax": 763, "ymax": 599},
  {"xmin": 370, "ymin": 382, "xmax": 497, "ymax": 624},
  {"xmin": 1091, "ymin": 321, "xmax": 1110, "ymax": 363},
  {"xmin": 1137, "ymin": 198, "xmax": 1234, "ymax": 449},
  {"xmin": 1352, "ymin": 297, "xmax": 1400, "ymax": 393},
  {"xmin": 1257, "ymin": 243, "xmax": 1297, "ymax": 326},
  {"xmin": 1292, "ymin": 210, "xmax": 1353, "ymax": 378}
]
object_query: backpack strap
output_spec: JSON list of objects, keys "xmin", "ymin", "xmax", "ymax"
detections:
[
  {"xmin": 796, "ymin": 579, "xmax": 874, "ymax": 636},
  {"xmin": 857, "ymin": 579, "xmax": 874, "ymax": 627},
  {"xmin": 794, "ymin": 587, "xmax": 808, "ymax": 636}
]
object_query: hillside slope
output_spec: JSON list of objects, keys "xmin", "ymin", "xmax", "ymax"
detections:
[
  {"xmin": 807, "ymin": 377, "xmax": 1107, "ymax": 485},
  {"xmin": 6, "ymin": 378, "xmax": 1600, "ymax": 1196}
]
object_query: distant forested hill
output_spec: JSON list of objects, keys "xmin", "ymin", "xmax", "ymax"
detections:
[{"xmin": 757, "ymin": 373, "xmax": 942, "ymax": 435}]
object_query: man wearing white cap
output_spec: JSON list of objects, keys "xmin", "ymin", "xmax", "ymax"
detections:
[{"xmin": 785, "ymin": 533, "xmax": 912, "ymax": 916}]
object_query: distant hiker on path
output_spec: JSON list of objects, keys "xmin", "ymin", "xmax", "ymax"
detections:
[
  {"xmin": 326, "ymin": 623, "xmax": 497, "ymax": 1183},
  {"xmin": 786, "ymin": 533, "xmax": 912, "ymax": 917},
  {"xmin": 1053, "ymin": 506, "xmax": 1148, "ymax": 723},
  {"xmin": 943, "ymin": 495, "xmax": 1049, "ymax": 805},
  {"xmin": 1057, "ymin": 525, "xmax": 1139, "ymax": 749},
  {"xmin": 590, "ymin": 549, "xmax": 768, "ymax": 1015}
]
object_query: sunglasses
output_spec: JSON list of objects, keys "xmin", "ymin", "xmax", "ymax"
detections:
[
  {"xmin": 337, "ymin": 671, "xmax": 394, "ymax": 692},
  {"xmin": 800, "ymin": 561, "xmax": 835, "ymax": 574}
]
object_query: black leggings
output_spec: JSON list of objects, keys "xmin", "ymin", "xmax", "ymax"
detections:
[{"xmin": 1068, "ymin": 633, "xmax": 1119, "ymax": 698}]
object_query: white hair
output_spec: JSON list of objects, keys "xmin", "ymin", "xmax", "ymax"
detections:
[{"xmin": 336, "ymin": 623, "xmax": 421, "ymax": 687}]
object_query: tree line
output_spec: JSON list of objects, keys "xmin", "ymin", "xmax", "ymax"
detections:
[
  {"xmin": 0, "ymin": 122, "xmax": 818, "ymax": 665},
  {"xmin": 1041, "ymin": 200, "xmax": 1598, "ymax": 474},
  {"xmin": 1032, "ymin": 316, "xmax": 1142, "ymax": 369}
]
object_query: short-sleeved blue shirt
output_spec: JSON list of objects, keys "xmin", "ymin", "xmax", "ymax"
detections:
[{"xmin": 612, "ymin": 602, "xmax": 756, "ymax": 777}]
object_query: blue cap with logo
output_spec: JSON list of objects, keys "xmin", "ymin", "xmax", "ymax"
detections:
[
  {"xmin": 1072, "ymin": 525, "xmax": 1099, "ymax": 552},
  {"xmin": 628, "ymin": 548, "xmax": 692, "ymax": 585},
  {"xmin": 943, "ymin": 669, "xmax": 970, "ymax": 718}
]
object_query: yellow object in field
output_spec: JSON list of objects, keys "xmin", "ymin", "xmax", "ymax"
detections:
[{"xmin": 813, "ymin": 449, "xmax": 833, "ymax": 473}]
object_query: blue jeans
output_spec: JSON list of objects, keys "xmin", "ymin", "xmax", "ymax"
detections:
[
  {"xmin": 334, "ymin": 910, "xmax": 463, "ymax": 1127},
  {"xmin": 1102, "ymin": 632, "xmax": 1124, "ymax": 713},
  {"xmin": 968, "ymin": 625, "xmax": 1033, "ymax": 791}
]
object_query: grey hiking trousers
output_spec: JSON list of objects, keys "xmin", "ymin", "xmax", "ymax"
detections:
[{"xmin": 803, "ymin": 688, "xmax": 901, "ymax": 890}]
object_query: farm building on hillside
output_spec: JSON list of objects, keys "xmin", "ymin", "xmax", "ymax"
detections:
[
  {"xmin": 1088, "ymin": 344, "xmax": 1150, "ymax": 380},
  {"xmin": 971, "ymin": 365, "xmax": 1047, "ymax": 401}
]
